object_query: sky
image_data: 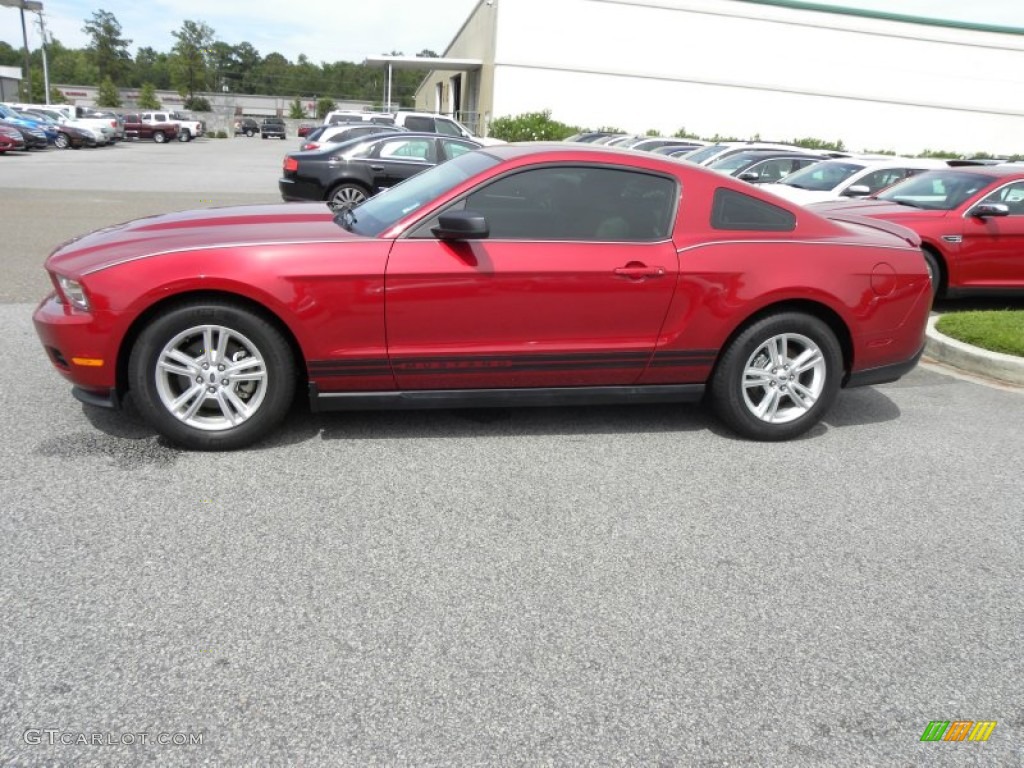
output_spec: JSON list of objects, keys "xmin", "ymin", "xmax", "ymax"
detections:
[{"xmin": 1, "ymin": 0, "xmax": 1022, "ymax": 65}]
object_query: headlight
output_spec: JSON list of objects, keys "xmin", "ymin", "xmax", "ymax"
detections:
[{"xmin": 56, "ymin": 275, "xmax": 91, "ymax": 311}]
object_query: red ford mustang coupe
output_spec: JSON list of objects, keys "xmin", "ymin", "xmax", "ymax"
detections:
[{"xmin": 33, "ymin": 144, "xmax": 932, "ymax": 450}]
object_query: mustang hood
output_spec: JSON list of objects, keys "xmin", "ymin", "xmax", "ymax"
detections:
[{"xmin": 46, "ymin": 203, "xmax": 360, "ymax": 277}]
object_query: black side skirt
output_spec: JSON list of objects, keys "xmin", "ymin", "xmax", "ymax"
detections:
[{"xmin": 310, "ymin": 383, "xmax": 706, "ymax": 412}]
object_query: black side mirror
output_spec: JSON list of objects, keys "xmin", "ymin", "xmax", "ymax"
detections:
[
  {"xmin": 970, "ymin": 203, "xmax": 1010, "ymax": 218},
  {"xmin": 738, "ymin": 171, "xmax": 760, "ymax": 182},
  {"xmin": 432, "ymin": 211, "xmax": 489, "ymax": 240}
]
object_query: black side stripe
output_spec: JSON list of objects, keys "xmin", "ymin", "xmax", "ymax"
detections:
[{"xmin": 309, "ymin": 349, "xmax": 718, "ymax": 377}]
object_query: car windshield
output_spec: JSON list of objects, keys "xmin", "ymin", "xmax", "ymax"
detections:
[
  {"xmin": 778, "ymin": 161, "xmax": 865, "ymax": 191},
  {"xmin": 340, "ymin": 150, "xmax": 499, "ymax": 237},
  {"xmin": 875, "ymin": 170, "xmax": 992, "ymax": 211}
]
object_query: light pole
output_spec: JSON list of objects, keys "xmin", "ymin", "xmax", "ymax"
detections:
[{"xmin": 0, "ymin": 0, "xmax": 44, "ymax": 101}]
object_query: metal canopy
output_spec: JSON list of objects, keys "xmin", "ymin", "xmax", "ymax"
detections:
[
  {"xmin": 362, "ymin": 55, "xmax": 483, "ymax": 72},
  {"xmin": 362, "ymin": 56, "xmax": 483, "ymax": 114}
]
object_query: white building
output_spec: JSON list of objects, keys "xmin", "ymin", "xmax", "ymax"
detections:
[{"xmin": 413, "ymin": 0, "xmax": 1024, "ymax": 155}]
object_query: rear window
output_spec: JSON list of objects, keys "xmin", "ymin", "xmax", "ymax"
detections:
[
  {"xmin": 711, "ymin": 188, "xmax": 796, "ymax": 231},
  {"xmin": 403, "ymin": 116, "xmax": 435, "ymax": 132}
]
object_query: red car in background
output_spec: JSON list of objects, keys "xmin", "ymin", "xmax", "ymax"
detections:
[
  {"xmin": 0, "ymin": 123, "xmax": 27, "ymax": 153},
  {"xmin": 812, "ymin": 166, "xmax": 1024, "ymax": 297},
  {"xmin": 33, "ymin": 144, "xmax": 931, "ymax": 450}
]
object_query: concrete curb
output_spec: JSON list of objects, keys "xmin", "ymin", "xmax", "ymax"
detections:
[{"xmin": 925, "ymin": 315, "xmax": 1024, "ymax": 386}]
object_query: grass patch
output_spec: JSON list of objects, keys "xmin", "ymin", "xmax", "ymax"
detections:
[{"xmin": 936, "ymin": 311, "xmax": 1024, "ymax": 357}]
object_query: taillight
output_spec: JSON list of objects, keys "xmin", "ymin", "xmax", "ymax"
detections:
[
  {"xmin": 301, "ymin": 142, "xmax": 319, "ymax": 151},
  {"xmin": 283, "ymin": 157, "xmax": 298, "ymax": 172}
]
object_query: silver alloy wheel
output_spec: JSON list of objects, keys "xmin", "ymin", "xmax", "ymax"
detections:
[
  {"xmin": 153, "ymin": 324, "xmax": 268, "ymax": 431},
  {"xmin": 741, "ymin": 332, "xmax": 826, "ymax": 424},
  {"xmin": 54, "ymin": 133, "xmax": 69, "ymax": 149},
  {"xmin": 330, "ymin": 185, "xmax": 367, "ymax": 210}
]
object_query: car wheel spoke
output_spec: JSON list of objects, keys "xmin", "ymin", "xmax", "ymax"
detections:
[
  {"xmin": 741, "ymin": 331, "xmax": 827, "ymax": 425},
  {"xmin": 153, "ymin": 323, "xmax": 269, "ymax": 432}
]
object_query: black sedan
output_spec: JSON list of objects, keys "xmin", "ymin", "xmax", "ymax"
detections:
[{"xmin": 280, "ymin": 132, "xmax": 482, "ymax": 210}]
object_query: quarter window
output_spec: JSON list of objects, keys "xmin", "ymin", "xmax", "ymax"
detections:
[{"xmin": 711, "ymin": 188, "xmax": 796, "ymax": 231}]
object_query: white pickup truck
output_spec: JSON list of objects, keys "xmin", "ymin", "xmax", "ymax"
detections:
[{"xmin": 140, "ymin": 110, "xmax": 204, "ymax": 142}]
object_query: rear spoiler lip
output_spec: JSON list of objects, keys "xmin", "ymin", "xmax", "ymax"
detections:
[{"xmin": 823, "ymin": 211, "xmax": 922, "ymax": 248}]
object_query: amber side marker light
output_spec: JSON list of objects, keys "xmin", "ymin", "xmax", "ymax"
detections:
[{"xmin": 71, "ymin": 358, "xmax": 105, "ymax": 367}]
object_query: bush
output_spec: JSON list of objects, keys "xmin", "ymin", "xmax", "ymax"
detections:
[
  {"xmin": 215, "ymin": 130, "xmax": 227, "ymax": 139},
  {"xmin": 184, "ymin": 96, "xmax": 211, "ymax": 112},
  {"xmin": 489, "ymin": 110, "xmax": 580, "ymax": 142}
]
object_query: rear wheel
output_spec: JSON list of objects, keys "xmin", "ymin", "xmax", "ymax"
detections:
[
  {"xmin": 128, "ymin": 302, "xmax": 296, "ymax": 450},
  {"xmin": 245, "ymin": 128, "xmax": 254, "ymax": 137},
  {"xmin": 153, "ymin": 130, "xmax": 166, "ymax": 144},
  {"xmin": 710, "ymin": 312, "xmax": 842, "ymax": 441},
  {"xmin": 327, "ymin": 183, "xmax": 368, "ymax": 211},
  {"xmin": 54, "ymin": 133, "xmax": 70, "ymax": 149},
  {"xmin": 178, "ymin": 128, "xmax": 191, "ymax": 142}
]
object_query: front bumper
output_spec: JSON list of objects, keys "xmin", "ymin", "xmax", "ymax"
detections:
[{"xmin": 33, "ymin": 293, "xmax": 119, "ymax": 393}]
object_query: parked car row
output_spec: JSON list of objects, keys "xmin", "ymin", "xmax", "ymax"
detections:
[
  {"xmin": 1, "ymin": 102, "xmax": 205, "ymax": 153},
  {"xmin": 274, "ymin": 122, "xmax": 1022, "ymax": 299},
  {"xmin": 233, "ymin": 117, "xmax": 288, "ymax": 140}
]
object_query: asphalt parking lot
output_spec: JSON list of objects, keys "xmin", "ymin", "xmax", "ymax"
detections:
[{"xmin": 1, "ymin": 138, "xmax": 1022, "ymax": 766}]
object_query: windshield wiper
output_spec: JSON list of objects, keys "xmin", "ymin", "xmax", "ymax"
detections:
[{"xmin": 891, "ymin": 199, "xmax": 922, "ymax": 208}]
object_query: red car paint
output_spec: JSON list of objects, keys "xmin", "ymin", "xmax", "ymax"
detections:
[{"xmin": 34, "ymin": 144, "xmax": 931, "ymax": 442}]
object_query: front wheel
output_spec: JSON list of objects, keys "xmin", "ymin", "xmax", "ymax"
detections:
[
  {"xmin": 54, "ymin": 133, "xmax": 70, "ymax": 149},
  {"xmin": 922, "ymin": 248, "xmax": 942, "ymax": 299},
  {"xmin": 710, "ymin": 313, "xmax": 842, "ymax": 441},
  {"xmin": 128, "ymin": 303, "xmax": 296, "ymax": 450},
  {"xmin": 178, "ymin": 129, "xmax": 191, "ymax": 142}
]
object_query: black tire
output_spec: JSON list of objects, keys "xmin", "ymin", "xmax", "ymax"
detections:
[
  {"xmin": 262, "ymin": 134, "xmax": 267, "ymax": 140},
  {"xmin": 54, "ymin": 133, "xmax": 70, "ymax": 149},
  {"xmin": 922, "ymin": 247, "xmax": 942, "ymax": 299},
  {"xmin": 178, "ymin": 128, "xmax": 191, "ymax": 143},
  {"xmin": 245, "ymin": 129, "xmax": 254, "ymax": 137},
  {"xmin": 128, "ymin": 302, "xmax": 296, "ymax": 450},
  {"xmin": 710, "ymin": 312, "xmax": 842, "ymax": 441},
  {"xmin": 153, "ymin": 130, "xmax": 166, "ymax": 144},
  {"xmin": 327, "ymin": 183, "xmax": 369, "ymax": 211}
]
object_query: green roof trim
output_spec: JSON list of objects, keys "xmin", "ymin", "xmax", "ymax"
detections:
[{"xmin": 732, "ymin": 0, "xmax": 1024, "ymax": 36}]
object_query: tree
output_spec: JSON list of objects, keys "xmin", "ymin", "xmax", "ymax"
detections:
[
  {"xmin": 138, "ymin": 82, "xmax": 160, "ymax": 109},
  {"xmin": 96, "ymin": 76, "xmax": 122, "ymax": 107},
  {"xmin": 82, "ymin": 10, "xmax": 132, "ymax": 83},
  {"xmin": 134, "ymin": 46, "xmax": 171, "ymax": 89},
  {"xmin": 170, "ymin": 20, "xmax": 215, "ymax": 102},
  {"xmin": 288, "ymin": 97, "xmax": 305, "ymax": 119},
  {"xmin": 184, "ymin": 96, "xmax": 211, "ymax": 111}
]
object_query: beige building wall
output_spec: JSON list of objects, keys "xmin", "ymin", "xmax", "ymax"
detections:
[{"xmin": 417, "ymin": 0, "xmax": 1024, "ymax": 154}]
